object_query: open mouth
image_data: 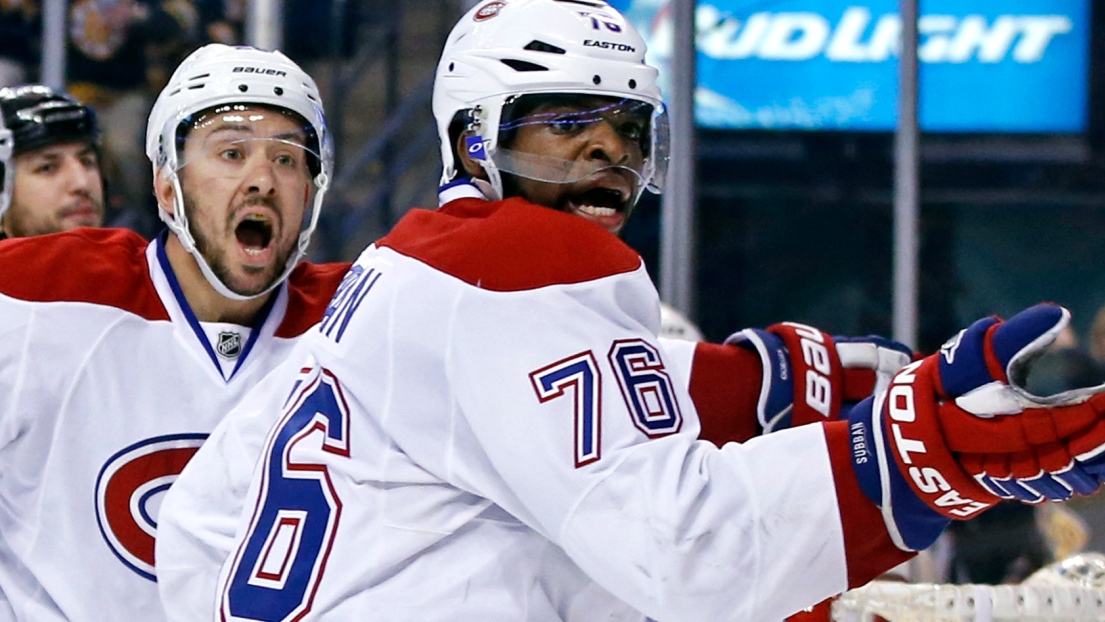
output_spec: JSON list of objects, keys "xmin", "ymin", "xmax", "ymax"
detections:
[
  {"xmin": 567, "ymin": 187, "xmax": 629, "ymax": 232},
  {"xmin": 573, "ymin": 187, "xmax": 626, "ymax": 214},
  {"xmin": 235, "ymin": 213, "xmax": 274, "ymax": 257}
]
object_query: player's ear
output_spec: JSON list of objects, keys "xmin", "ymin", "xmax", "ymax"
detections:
[
  {"xmin": 153, "ymin": 168, "xmax": 177, "ymax": 216},
  {"xmin": 456, "ymin": 131, "xmax": 486, "ymax": 180}
]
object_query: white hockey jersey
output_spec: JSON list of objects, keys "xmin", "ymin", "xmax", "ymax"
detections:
[
  {"xmin": 0, "ymin": 228, "xmax": 346, "ymax": 621},
  {"xmin": 170, "ymin": 197, "xmax": 906, "ymax": 620}
]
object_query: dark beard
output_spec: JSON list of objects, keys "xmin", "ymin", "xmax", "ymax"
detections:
[{"xmin": 183, "ymin": 195, "xmax": 293, "ymax": 297}]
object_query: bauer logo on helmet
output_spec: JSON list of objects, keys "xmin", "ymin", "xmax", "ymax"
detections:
[{"xmin": 231, "ymin": 67, "xmax": 288, "ymax": 77}]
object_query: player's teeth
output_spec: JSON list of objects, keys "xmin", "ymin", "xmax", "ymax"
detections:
[{"xmin": 577, "ymin": 205, "xmax": 616, "ymax": 217}]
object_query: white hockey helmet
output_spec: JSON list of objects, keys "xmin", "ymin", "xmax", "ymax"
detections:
[
  {"xmin": 145, "ymin": 43, "xmax": 332, "ymax": 301},
  {"xmin": 433, "ymin": 0, "xmax": 669, "ymax": 203},
  {"xmin": 659, "ymin": 302, "xmax": 704, "ymax": 342}
]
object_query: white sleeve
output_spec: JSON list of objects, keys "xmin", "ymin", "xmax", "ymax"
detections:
[
  {"xmin": 0, "ymin": 295, "xmax": 66, "ymax": 445},
  {"xmin": 156, "ymin": 359, "xmax": 306, "ymax": 621},
  {"xmin": 0, "ymin": 296, "xmax": 29, "ymax": 438},
  {"xmin": 657, "ymin": 335, "xmax": 697, "ymax": 392},
  {"xmin": 430, "ymin": 271, "xmax": 849, "ymax": 621}
]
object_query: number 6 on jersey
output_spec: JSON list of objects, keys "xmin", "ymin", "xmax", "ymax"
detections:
[{"xmin": 220, "ymin": 365, "xmax": 351, "ymax": 622}]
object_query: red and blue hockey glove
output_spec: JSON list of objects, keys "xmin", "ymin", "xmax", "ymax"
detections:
[
  {"xmin": 727, "ymin": 322, "xmax": 913, "ymax": 433},
  {"xmin": 848, "ymin": 303, "xmax": 1105, "ymax": 552}
]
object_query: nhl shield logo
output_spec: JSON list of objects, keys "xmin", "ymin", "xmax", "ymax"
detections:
[{"xmin": 217, "ymin": 331, "xmax": 242, "ymax": 359}]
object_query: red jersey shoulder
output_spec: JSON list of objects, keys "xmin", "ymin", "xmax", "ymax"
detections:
[
  {"xmin": 0, "ymin": 227, "xmax": 169, "ymax": 320},
  {"xmin": 277, "ymin": 261, "xmax": 352, "ymax": 338},
  {"xmin": 378, "ymin": 197, "xmax": 641, "ymax": 291}
]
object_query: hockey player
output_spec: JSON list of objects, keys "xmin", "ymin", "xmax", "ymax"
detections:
[
  {"xmin": 153, "ymin": 2, "xmax": 1105, "ymax": 621},
  {"xmin": 155, "ymin": 6, "xmax": 915, "ymax": 620},
  {"xmin": 0, "ymin": 85, "xmax": 104, "ymax": 238},
  {"xmin": 0, "ymin": 44, "xmax": 350, "ymax": 621}
]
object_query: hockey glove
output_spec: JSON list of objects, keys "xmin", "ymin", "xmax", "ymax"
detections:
[
  {"xmin": 847, "ymin": 303, "xmax": 1105, "ymax": 552},
  {"xmin": 727, "ymin": 322, "xmax": 913, "ymax": 433}
]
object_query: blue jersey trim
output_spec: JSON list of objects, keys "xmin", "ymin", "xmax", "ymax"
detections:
[{"xmin": 154, "ymin": 233, "xmax": 279, "ymax": 381}]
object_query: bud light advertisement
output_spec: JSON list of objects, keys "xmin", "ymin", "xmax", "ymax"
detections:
[{"xmin": 607, "ymin": 0, "xmax": 1089, "ymax": 132}]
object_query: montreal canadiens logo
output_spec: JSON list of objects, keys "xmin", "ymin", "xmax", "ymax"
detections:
[
  {"xmin": 95, "ymin": 434, "xmax": 207, "ymax": 581},
  {"xmin": 474, "ymin": 1, "xmax": 505, "ymax": 21}
]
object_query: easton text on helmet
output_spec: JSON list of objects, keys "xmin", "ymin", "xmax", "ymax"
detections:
[{"xmin": 583, "ymin": 40, "xmax": 636, "ymax": 52}]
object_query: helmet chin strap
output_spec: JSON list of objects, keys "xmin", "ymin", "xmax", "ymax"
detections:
[
  {"xmin": 472, "ymin": 177, "xmax": 499, "ymax": 202},
  {"xmin": 474, "ymin": 138, "xmax": 504, "ymax": 201},
  {"xmin": 160, "ymin": 169, "xmax": 295, "ymax": 303}
]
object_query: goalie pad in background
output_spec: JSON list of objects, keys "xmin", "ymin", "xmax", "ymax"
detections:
[{"xmin": 832, "ymin": 552, "xmax": 1105, "ymax": 622}]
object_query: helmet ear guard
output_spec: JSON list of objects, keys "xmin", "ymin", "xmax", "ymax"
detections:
[
  {"xmin": 432, "ymin": 0, "xmax": 669, "ymax": 203},
  {"xmin": 0, "ymin": 114, "xmax": 12, "ymax": 220},
  {"xmin": 448, "ymin": 108, "xmax": 487, "ymax": 178}
]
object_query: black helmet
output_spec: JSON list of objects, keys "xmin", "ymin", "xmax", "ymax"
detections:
[
  {"xmin": 0, "ymin": 85, "xmax": 99, "ymax": 157},
  {"xmin": 0, "ymin": 85, "xmax": 100, "ymax": 218}
]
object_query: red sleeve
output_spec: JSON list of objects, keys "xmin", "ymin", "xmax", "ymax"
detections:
[
  {"xmin": 276, "ymin": 261, "xmax": 352, "ymax": 338},
  {"xmin": 823, "ymin": 420, "xmax": 914, "ymax": 587},
  {"xmin": 689, "ymin": 342, "xmax": 762, "ymax": 445},
  {"xmin": 0, "ymin": 228, "xmax": 168, "ymax": 320}
]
